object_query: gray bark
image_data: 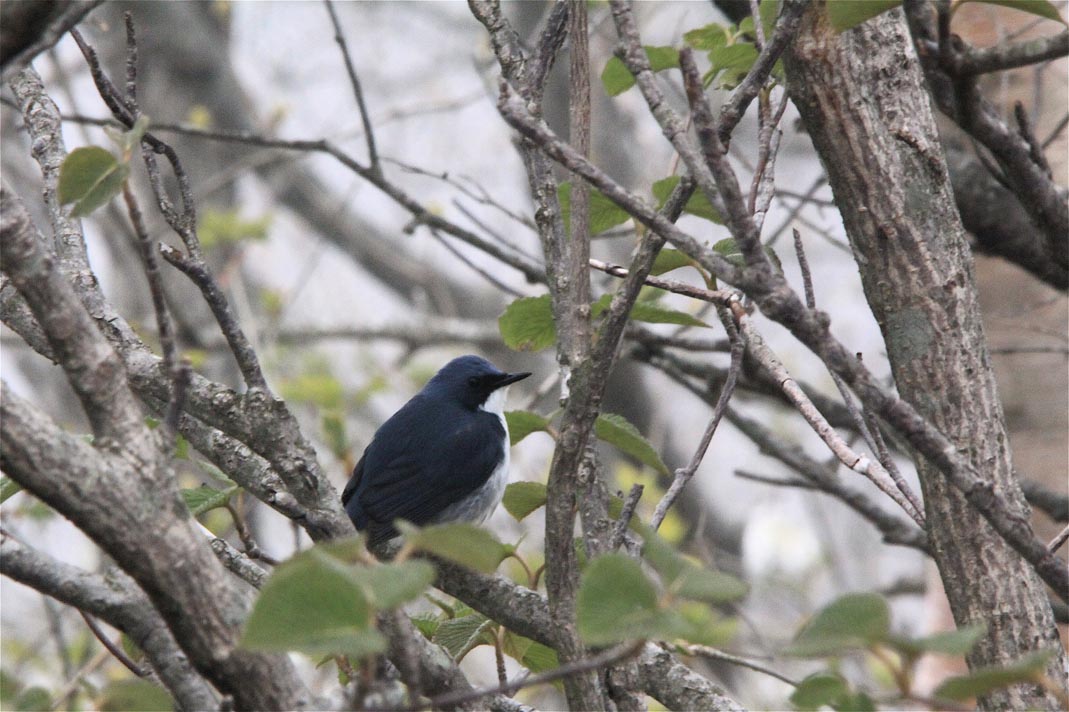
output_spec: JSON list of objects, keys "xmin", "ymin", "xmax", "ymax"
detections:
[{"xmin": 783, "ymin": 7, "xmax": 1067, "ymax": 710}]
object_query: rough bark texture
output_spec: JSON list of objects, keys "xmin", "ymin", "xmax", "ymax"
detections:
[{"xmin": 784, "ymin": 7, "xmax": 1067, "ymax": 710}]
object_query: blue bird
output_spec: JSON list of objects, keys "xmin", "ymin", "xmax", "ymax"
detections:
[{"xmin": 342, "ymin": 355, "xmax": 531, "ymax": 546}]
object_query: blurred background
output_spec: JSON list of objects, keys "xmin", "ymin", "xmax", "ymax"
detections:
[{"xmin": 2, "ymin": 2, "xmax": 1065, "ymax": 708}]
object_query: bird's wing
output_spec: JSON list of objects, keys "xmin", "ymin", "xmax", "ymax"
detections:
[{"xmin": 353, "ymin": 408, "xmax": 505, "ymax": 532}]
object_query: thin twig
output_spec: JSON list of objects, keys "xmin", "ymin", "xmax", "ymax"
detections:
[
  {"xmin": 324, "ymin": 0, "xmax": 379, "ymax": 171},
  {"xmin": 681, "ymin": 644, "xmax": 798, "ymax": 686},
  {"xmin": 651, "ymin": 303, "xmax": 745, "ymax": 532},
  {"xmin": 78, "ymin": 610, "xmax": 148, "ymax": 677},
  {"xmin": 793, "ymin": 229, "xmax": 925, "ymax": 522},
  {"xmin": 123, "ymin": 12, "xmax": 138, "ymax": 108},
  {"xmin": 731, "ymin": 299, "xmax": 926, "ymax": 528},
  {"xmin": 588, "ymin": 259, "xmax": 736, "ymax": 305},
  {"xmin": 1048, "ymin": 524, "xmax": 1069, "ymax": 554},
  {"xmin": 429, "ymin": 229, "xmax": 525, "ymax": 297},
  {"xmin": 162, "ymin": 359, "xmax": 191, "ymax": 436},
  {"xmin": 49, "ymin": 648, "xmax": 110, "ymax": 711},
  {"xmin": 1013, "ymin": 101, "xmax": 1053, "ymax": 178},
  {"xmin": 410, "ymin": 640, "xmax": 645, "ymax": 712},
  {"xmin": 158, "ymin": 245, "xmax": 268, "ymax": 390},
  {"xmin": 121, "ymin": 184, "xmax": 177, "ymax": 380},
  {"xmin": 610, "ymin": 484, "xmax": 644, "ymax": 551},
  {"xmin": 1041, "ymin": 112, "xmax": 1069, "ymax": 149}
]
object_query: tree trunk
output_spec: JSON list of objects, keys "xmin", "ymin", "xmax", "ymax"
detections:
[{"xmin": 784, "ymin": 6, "xmax": 1067, "ymax": 710}]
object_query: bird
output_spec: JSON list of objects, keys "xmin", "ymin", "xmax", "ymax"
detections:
[{"xmin": 342, "ymin": 355, "xmax": 531, "ymax": 547}]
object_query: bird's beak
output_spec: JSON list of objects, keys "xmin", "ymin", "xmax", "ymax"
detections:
[{"xmin": 493, "ymin": 371, "xmax": 531, "ymax": 389}]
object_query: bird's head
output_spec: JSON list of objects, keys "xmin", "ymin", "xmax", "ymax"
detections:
[{"xmin": 423, "ymin": 355, "xmax": 531, "ymax": 412}]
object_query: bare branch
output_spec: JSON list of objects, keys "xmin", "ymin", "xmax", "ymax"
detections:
[
  {"xmin": 1, "ymin": 532, "xmax": 217, "ymax": 710},
  {"xmin": 323, "ymin": 0, "xmax": 380, "ymax": 171},
  {"xmin": 651, "ymin": 305, "xmax": 744, "ymax": 532}
]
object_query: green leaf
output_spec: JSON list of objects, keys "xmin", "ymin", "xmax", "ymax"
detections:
[
  {"xmin": 827, "ymin": 0, "xmax": 901, "ymax": 32},
  {"xmin": 674, "ymin": 567, "xmax": 749, "ymax": 604},
  {"xmin": 434, "ymin": 613, "xmax": 494, "ymax": 658},
  {"xmin": 279, "ymin": 372, "xmax": 345, "ymax": 409},
  {"xmin": 684, "ymin": 23, "xmax": 730, "ymax": 51},
  {"xmin": 499, "ymin": 294, "xmax": 556, "ymax": 352},
  {"xmin": 502, "ymin": 481, "xmax": 548, "ymax": 521},
  {"xmin": 505, "ymin": 410, "xmax": 550, "ymax": 446},
  {"xmin": 58, "ymin": 146, "xmax": 130, "ymax": 217},
  {"xmin": 594, "ymin": 412, "xmax": 670, "ymax": 476},
  {"xmin": 591, "ymin": 293, "xmax": 708, "ymax": 328},
  {"xmin": 786, "ymin": 593, "xmax": 890, "ymax": 657},
  {"xmin": 790, "ymin": 673, "xmax": 849, "ymax": 711},
  {"xmin": 351, "ymin": 560, "xmax": 435, "ymax": 609},
  {"xmin": 558, "ymin": 182, "xmax": 632, "ymax": 235},
  {"xmin": 98, "ymin": 679, "xmax": 173, "ymax": 712},
  {"xmin": 411, "ymin": 613, "xmax": 441, "ymax": 639},
  {"xmin": 891, "ymin": 622, "xmax": 986, "ymax": 657},
  {"xmin": 0, "ymin": 669, "xmax": 21, "ymax": 706},
  {"xmin": 961, "ymin": 0, "xmax": 1066, "ymax": 24},
  {"xmin": 198, "ymin": 208, "xmax": 272, "ymax": 249},
  {"xmin": 13, "ymin": 687, "xmax": 50, "ymax": 712},
  {"xmin": 601, "ymin": 46, "xmax": 680, "ymax": 96},
  {"xmin": 241, "ymin": 547, "xmax": 384, "ymax": 659},
  {"xmin": 835, "ymin": 691, "xmax": 876, "ymax": 712},
  {"xmin": 399, "ymin": 521, "xmax": 508, "ymax": 573},
  {"xmin": 577, "ymin": 553, "xmax": 660, "ymax": 645},
  {"xmin": 641, "ymin": 526, "xmax": 748, "ymax": 604},
  {"xmin": 650, "ymin": 248, "xmax": 697, "ymax": 276},
  {"xmin": 181, "ymin": 484, "xmax": 238, "ymax": 517},
  {"xmin": 0, "ymin": 476, "xmax": 22, "ymax": 504},
  {"xmin": 502, "ymin": 631, "xmax": 560, "ymax": 673},
  {"xmin": 322, "ymin": 411, "xmax": 349, "ymax": 459},
  {"xmin": 652, "ymin": 176, "xmax": 722, "ymax": 223},
  {"xmin": 934, "ymin": 649, "xmax": 1056, "ymax": 701},
  {"xmin": 708, "ymin": 42, "xmax": 759, "ymax": 89},
  {"xmin": 713, "ymin": 237, "xmax": 782, "ymax": 273}
]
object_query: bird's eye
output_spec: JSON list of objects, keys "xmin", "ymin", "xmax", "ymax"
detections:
[{"xmin": 467, "ymin": 376, "xmax": 480, "ymax": 388}]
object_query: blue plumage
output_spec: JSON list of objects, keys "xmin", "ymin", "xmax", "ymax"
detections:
[{"xmin": 342, "ymin": 355, "xmax": 530, "ymax": 546}]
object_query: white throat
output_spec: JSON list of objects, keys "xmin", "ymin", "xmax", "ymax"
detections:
[{"xmin": 479, "ymin": 385, "xmax": 509, "ymax": 421}]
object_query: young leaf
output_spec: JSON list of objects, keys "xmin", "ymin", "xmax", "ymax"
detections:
[
  {"xmin": 594, "ymin": 412, "xmax": 670, "ymax": 476},
  {"xmin": 350, "ymin": 560, "xmax": 435, "ymax": 609},
  {"xmin": 601, "ymin": 46, "xmax": 680, "ymax": 96},
  {"xmin": 684, "ymin": 23, "xmax": 730, "ymax": 51},
  {"xmin": 181, "ymin": 484, "xmax": 239, "ymax": 517},
  {"xmin": 0, "ymin": 476, "xmax": 22, "ymax": 504},
  {"xmin": 640, "ymin": 525, "xmax": 748, "ymax": 604},
  {"xmin": 790, "ymin": 673, "xmax": 850, "ymax": 711},
  {"xmin": 505, "ymin": 410, "xmax": 550, "ymax": 446},
  {"xmin": 98, "ymin": 679, "xmax": 174, "ymax": 712},
  {"xmin": 652, "ymin": 176, "xmax": 722, "ymax": 223},
  {"xmin": 577, "ymin": 553, "xmax": 659, "ymax": 645},
  {"xmin": 241, "ymin": 548, "xmax": 383, "ymax": 659},
  {"xmin": 891, "ymin": 622, "xmax": 986, "ymax": 657},
  {"xmin": 58, "ymin": 146, "xmax": 130, "ymax": 217},
  {"xmin": 279, "ymin": 372, "xmax": 345, "ymax": 409},
  {"xmin": 650, "ymin": 248, "xmax": 696, "ymax": 276},
  {"xmin": 502, "ymin": 631, "xmax": 560, "ymax": 673},
  {"xmin": 558, "ymin": 182, "xmax": 631, "ymax": 235},
  {"xmin": 434, "ymin": 613, "xmax": 494, "ymax": 659},
  {"xmin": 933, "ymin": 649, "xmax": 1056, "ymax": 701},
  {"xmin": 826, "ymin": 0, "xmax": 901, "ymax": 32},
  {"xmin": 502, "ymin": 481, "xmax": 548, "ymax": 521},
  {"xmin": 499, "ymin": 294, "xmax": 556, "ymax": 352},
  {"xmin": 674, "ymin": 566, "xmax": 749, "ymax": 604},
  {"xmin": 198, "ymin": 208, "xmax": 272, "ymax": 249},
  {"xmin": 708, "ymin": 42, "xmax": 759, "ymax": 89},
  {"xmin": 786, "ymin": 593, "xmax": 890, "ymax": 657},
  {"xmin": 591, "ymin": 293, "xmax": 708, "ymax": 328},
  {"xmin": 399, "ymin": 521, "xmax": 508, "ymax": 573}
]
